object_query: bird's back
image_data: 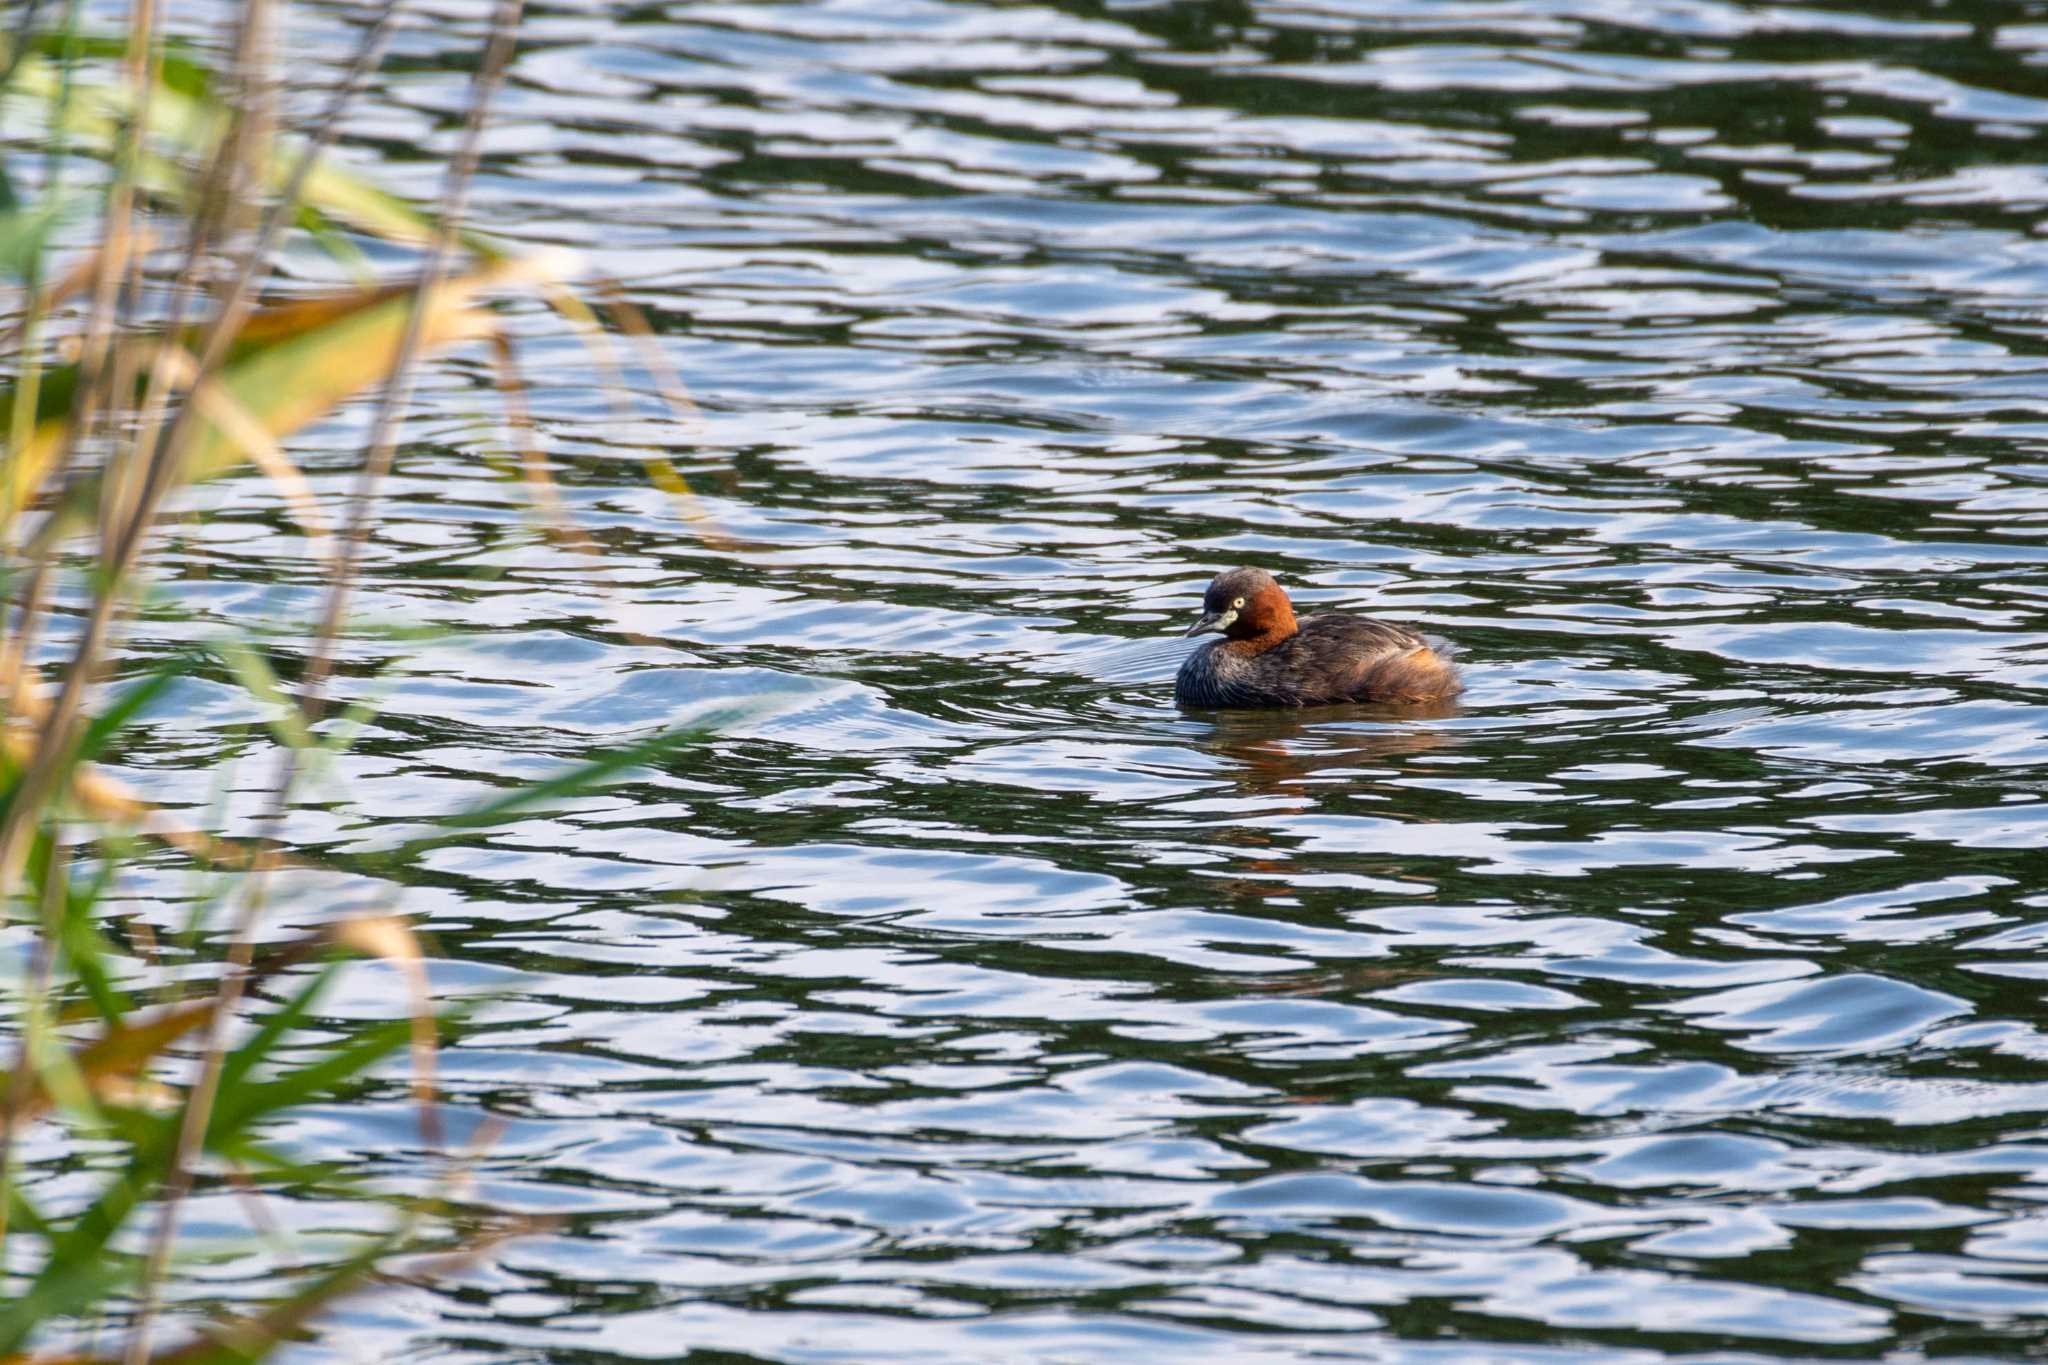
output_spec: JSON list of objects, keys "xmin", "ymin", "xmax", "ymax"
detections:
[{"xmin": 1176, "ymin": 612, "xmax": 1461, "ymax": 708}]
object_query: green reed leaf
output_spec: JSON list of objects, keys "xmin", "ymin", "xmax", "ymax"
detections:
[
  {"xmin": 211, "ymin": 637, "xmax": 312, "ymax": 754},
  {"xmin": 217, "ymin": 963, "xmax": 338, "ymax": 1098},
  {"xmin": 424, "ymin": 712, "xmax": 747, "ymax": 839},
  {"xmin": 209, "ymin": 1018, "xmax": 414, "ymax": 1141},
  {"xmin": 0, "ymin": 1159, "xmax": 151, "ymax": 1352},
  {"xmin": 59, "ymin": 860, "xmax": 131, "ymax": 1023},
  {"xmin": 75, "ymin": 655, "xmax": 194, "ymax": 766}
]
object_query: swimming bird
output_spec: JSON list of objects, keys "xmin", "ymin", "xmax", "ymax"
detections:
[{"xmin": 1175, "ymin": 567, "xmax": 1461, "ymax": 708}]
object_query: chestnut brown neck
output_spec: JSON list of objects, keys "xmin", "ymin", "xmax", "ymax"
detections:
[{"xmin": 1223, "ymin": 582, "xmax": 1297, "ymax": 654}]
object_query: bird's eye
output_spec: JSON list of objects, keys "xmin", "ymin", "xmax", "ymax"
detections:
[{"xmin": 1232, "ymin": 596, "xmax": 1245, "ymax": 609}]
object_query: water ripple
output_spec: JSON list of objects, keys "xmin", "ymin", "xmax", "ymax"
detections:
[{"xmin": 38, "ymin": 0, "xmax": 2048, "ymax": 1358}]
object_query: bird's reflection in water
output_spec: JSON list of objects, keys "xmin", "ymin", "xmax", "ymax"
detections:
[
  {"xmin": 1222, "ymin": 961, "xmax": 1426, "ymax": 1003},
  {"xmin": 1186, "ymin": 698, "xmax": 1462, "ymax": 919},
  {"xmin": 1197, "ymin": 699, "xmax": 1461, "ymax": 796}
]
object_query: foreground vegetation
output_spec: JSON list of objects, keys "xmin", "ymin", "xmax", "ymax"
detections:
[{"xmin": 2, "ymin": 4, "xmax": 694, "ymax": 1357}]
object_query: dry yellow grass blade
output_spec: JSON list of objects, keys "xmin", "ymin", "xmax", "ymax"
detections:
[
  {"xmin": 0, "ymin": 723, "xmax": 267, "ymax": 871},
  {"xmin": 3, "ymin": 249, "xmax": 582, "ymax": 534},
  {"xmin": 324, "ymin": 914, "xmax": 439, "ymax": 1146},
  {"xmin": 577, "ymin": 278, "xmax": 742, "ymax": 553},
  {"xmin": 136, "ymin": 344, "xmax": 337, "ymax": 567},
  {"xmin": 485, "ymin": 331, "xmax": 596, "ymax": 555},
  {"xmin": 0, "ymin": 657, "xmax": 271, "ymax": 871},
  {"xmin": 534, "ymin": 281, "xmax": 730, "ymax": 553},
  {"xmin": 0, "ymin": 1000, "xmax": 217, "ymax": 1136},
  {"xmin": 0, "ymin": 228, "xmax": 156, "ymax": 353}
]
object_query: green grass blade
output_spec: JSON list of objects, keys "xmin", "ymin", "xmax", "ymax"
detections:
[
  {"xmin": 75, "ymin": 654, "xmax": 194, "ymax": 764},
  {"xmin": 419, "ymin": 713, "xmax": 745, "ymax": 841},
  {"xmin": 0, "ymin": 1159, "xmax": 151, "ymax": 1352},
  {"xmin": 209, "ymin": 1018, "xmax": 414, "ymax": 1139},
  {"xmin": 210, "ymin": 637, "xmax": 311, "ymax": 753},
  {"xmin": 160, "ymin": 1228, "xmax": 406, "ymax": 1365},
  {"xmin": 217, "ymin": 962, "xmax": 338, "ymax": 1097},
  {"xmin": 60, "ymin": 868, "xmax": 132, "ymax": 1022}
]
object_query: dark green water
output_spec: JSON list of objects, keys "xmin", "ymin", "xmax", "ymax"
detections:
[{"xmin": 27, "ymin": 0, "xmax": 2048, "ymax": 1359}]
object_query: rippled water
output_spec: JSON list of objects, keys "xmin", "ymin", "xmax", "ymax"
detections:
[{"xmin": 37, "ymin": 0, "xmax": 2048, "ymax": 1358}]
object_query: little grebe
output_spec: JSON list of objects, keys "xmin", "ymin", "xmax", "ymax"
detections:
[{"xmin": 1175, "ymin": 567, "xmax": 1461, "ymax": 708}]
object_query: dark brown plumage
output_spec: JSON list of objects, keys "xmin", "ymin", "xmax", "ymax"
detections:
[{"xmin": 1174, "ymin": 567, "xmax": 1461, "ymax": 708}]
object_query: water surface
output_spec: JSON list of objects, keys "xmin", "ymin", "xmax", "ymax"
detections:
[{"xmin": 36, "ymin": 0, "xmax": 2048, "ymax": 1358}]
